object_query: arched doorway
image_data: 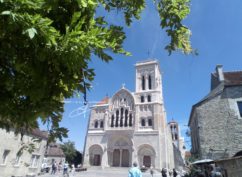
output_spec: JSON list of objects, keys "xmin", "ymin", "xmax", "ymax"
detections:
[
  {"xmin": 89, "ymin": 144, "xmax": 103, "ymax": 166},
  {"xmin": 138, "ymin": 144, "xmax": 156, "ymax": 168},
  {"xmin": 108, "ymin": 136, "xmax": 132, "ymax": 167},
  {"xmin": 143, "ymin": 155, "xmax": 151, "ymax": 167}
]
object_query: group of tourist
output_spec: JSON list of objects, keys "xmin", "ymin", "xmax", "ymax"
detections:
[
  {"xmin": 161, "ymin": 168, "xmax": 179, "ymax": 177},
  {"xmin": 188, "ymin": 164, "xmax": 224, "ymax": 177},
  {"xmin": 49, "ymin": 161, "xmax": 75, "ymax": 176},
  {"xmin": 128, "ymin": 162, "xmax": 182, "ymax": 177}
]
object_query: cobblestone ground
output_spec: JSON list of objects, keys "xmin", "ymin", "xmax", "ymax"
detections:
[{"xmin": 40, "ymin": 168, "xmax": 163, "ymax": 177}]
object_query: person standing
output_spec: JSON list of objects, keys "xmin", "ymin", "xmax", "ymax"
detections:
[
  {"xmin": 51, "ymin": 161, "xmax": 57, "ymax": 175},
  {"xmin": 173, "ymin": 169, "xmax": 177, "ymax": 177},
  {"xmin": 161, "ymin": 168, "xmax": 167, "ymax": 177},
  {"xmin": 128, "ymin": 162, "xmax": 142, "ymax": 177},
  {"xmin": 71, "ymin": 164, "xmax": 75, "ymax": 176},
  {"xmin": 63, "ymin": 162, "xmax": 69, "ymax": 176},
  {"xmin": 150, "ymin": 166, "xmax": 154, "ymax": 177}
]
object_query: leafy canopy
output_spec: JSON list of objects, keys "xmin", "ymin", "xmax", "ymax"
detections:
[
  {"xmin": 0, "ymin": 0, "xmax": 193, "ymax": 139},
  {"xmin": 60, "ymin": 141, "xmax": 77, "ymax": 164}
]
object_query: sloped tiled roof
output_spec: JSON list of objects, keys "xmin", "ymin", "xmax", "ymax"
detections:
[
  {"xmin": 189, "ymin": 69, "xmax": 242, "ymax": 126},
  {"xmin": 46, "ymin": 143, "xmax": 65, "ymax": 157},
  {"xmin": 31, "ymin": 129, "xmax": 48, "ymax": 139},
  {"xmin": 96, "ymin": 96, "xmax": 109, "ymax": 105},
  {"xmin": 223, "ymin": 71, "xmax": 242, "ymax": 86}
]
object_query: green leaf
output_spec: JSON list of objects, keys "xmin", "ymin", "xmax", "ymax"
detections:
[
  {"xmin": 1, "ymin": 10, "xmax": 11, "ymax": 15},
  {"xmin": 26, "ymin": 28, "xmax": 37, "ymax": 39}
]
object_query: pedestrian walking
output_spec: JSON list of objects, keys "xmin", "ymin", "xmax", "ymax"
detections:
[
  {"xmin": 63, "ymin": 162, "xmax": 69, "ymax": 176},
  {"xmin": 51, "ymin": 161, "xmax": 57, "ymax": 175},
  {"xmin": 161, "ymin": 168, "xmax": 167, "ymax": 177},
  {"xmin": 71, "ymin": 164, "xmax": 75, "ymax": 176},
  {"xmin": 150, "ymin": 166, "xmax": 154, "ymax": 177},
  {"xmin": 128, "ymin": 162, "xmax": 142, "ymax": 177},
  {"xmin": 173, "ymin": 169, "xmax": 177, "ymax": 177},
  {"xmin": 168, "ymin": 169, "xmax": 172, "ymax": 177}
]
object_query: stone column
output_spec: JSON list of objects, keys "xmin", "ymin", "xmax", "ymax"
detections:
[
  {"xmin": 102, "ymin": 147, "xmax": 108, "ymax": 169},
  {"xmin": 132, "ymin": 148, "xmax": 137, "ymax": 166},
  {"xmin": 120, "ymin": 149, "xmax": 123, "ymax": 167}
]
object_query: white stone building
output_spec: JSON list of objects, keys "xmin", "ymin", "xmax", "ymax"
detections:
[
  {"xmin": 83, "ymin": 60, "xmax": 174, "ymax": 169},
  {"xmin": 0, "ymin": 128, "xmax": 48, "ymax": 177},
  {"xmin": 168, "ymin": 120, "xmax": 186, "ymax": 159}
]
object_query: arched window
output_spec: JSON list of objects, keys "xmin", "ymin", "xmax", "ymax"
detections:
[
  {"xmin": 94, "ymin": 121, "xmax": 98, "ymax": 128},
  {"xmin": 115, "ymin": 110, "xmax": 119, "ymax": 127},
  {"xmin": 142, "ymin": 75, "xmax": 145, "ymax": 90},
  {"xmin": 141, "ymin": 119, "xmax": 146, "ymax": 126},
  {"xmin": 124, "ymin": 110, "xmax": 128, "ymax": 127},
  {"xmin": 174, "ymin": 125, "xmax": 177, "ymax": 130},
  {"xmin": 141, "ymin": 96, "xmax": 144, "ymax": 103},
  {"xmin": 148, "ymin": 119, "xmax": 152, "ymax": 126},
  {"xmin": 148, "ymin": 75, "xmax": 152, "ymax": 90},
  {"xmin": 129, "ymin": 114, "xmax": 133, "ymax": 126},
  {"xmin": 147, "ymin": 95, "xmax": 151, "ymax": 102},
  {"xmin": 120, "ymin": 108, "xmax": 124, "ymax": 127},
  {"xmin": 175, "ymin": 133, "xmax": 178, "ymax": 140},
  {"xmin": 111, "ymin": 115, "xmax": 114, "ymax": 127},
  {"xmin": 100, "ymin": 120, "xmax": 104, "ymax": 128}
]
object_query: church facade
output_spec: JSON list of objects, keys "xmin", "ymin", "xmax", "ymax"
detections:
[{"xmin": 83, "ymin": 60, "xmax": 174, "ymax": 169}]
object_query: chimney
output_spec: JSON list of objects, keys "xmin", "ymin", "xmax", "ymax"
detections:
[{"xmin": 216, "ymin": 65, "xmax": 224, "ymax": 82}]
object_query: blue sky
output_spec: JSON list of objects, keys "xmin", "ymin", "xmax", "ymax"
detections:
[{"xmin": 56, "ymin": 0, "xmax": 242, "ymax": 151}]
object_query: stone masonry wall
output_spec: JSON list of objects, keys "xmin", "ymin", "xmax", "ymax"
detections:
[{"xmin": 195, "ymin": 86, "xmax": 242, "ymax": 159}]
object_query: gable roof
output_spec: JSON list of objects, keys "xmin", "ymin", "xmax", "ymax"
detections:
[
  {"xmin": 31, "ymin": 129, "xmax": 48, "ymax": 140},
  {"xmin": 188, "ymin": 69, "xmax": 242, "ymax": 126},
  {"xmin": 96, "ymin": 96, "xmax": 109, "ymax": 105},
  {"xmin": 45, "ymin": 143, "xmax": 65, "ymax": 157}
]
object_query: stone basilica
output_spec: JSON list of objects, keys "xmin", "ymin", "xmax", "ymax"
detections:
[{"xmin": 83, "ymin": 60, "xmax": 175, "ymax": 169}]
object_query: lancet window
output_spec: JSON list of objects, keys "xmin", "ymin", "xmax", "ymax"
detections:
[
  {"xmin": 111, "ymin": 115, "xmax": 114, "ymax": 127},
  {"xmin": 110, "ymin": 108, "xmax": 133, "ymax": 128},
  {"xmin": 148, "ymin": 75, "xmax": 152, "ymax": 90},
  {"xmin": 94, "ymin": 121, "xmax": 98, "ymax": 128},
  {"xmin": 115, "ymin": 110, "xmax": 119, "ymax": 127},
  {"xmin": 125, "ymin": 110, "xmax": 128, "ymax": 127},
  {"xmin": 109, "ymin": 90, "xmax": 134, "ymax": 128},
  {"xmin": 142, "ymin": 75, "xmax": 145, "ymax": 90},
  {"xmin": 100, "ymin": 120, "xmax": 104, "ymax": 128}
]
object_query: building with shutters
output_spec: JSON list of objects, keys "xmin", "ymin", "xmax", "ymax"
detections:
[{"xmin": 83, "ymin": 60, "xmax": 175, "ymax": 169}]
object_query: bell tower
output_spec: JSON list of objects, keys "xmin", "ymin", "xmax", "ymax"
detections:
[
  {"xmin": 135, "ymin": 59, "xmax": 163, "ymax": 104},
  {"xmin": 134, "ymin": 59, "xmax": 166, "ymax": 132}
]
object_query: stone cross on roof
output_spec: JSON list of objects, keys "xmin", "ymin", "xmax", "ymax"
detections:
[{"xmin": 122, "ymin": 83, "xmax": 125, "ymax": 89}]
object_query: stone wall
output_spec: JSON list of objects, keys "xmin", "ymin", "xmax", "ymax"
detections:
[
  {"xmin": 190, "ymin": 85, "xmax": 242, "ymax": 159},
  {"xmin": 215, "ymin": 156, "xmax": 242, "ymax": 177},
  {"xmin": 0, "ymin": 129, "xmax": 47, "ymax": 177}
]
